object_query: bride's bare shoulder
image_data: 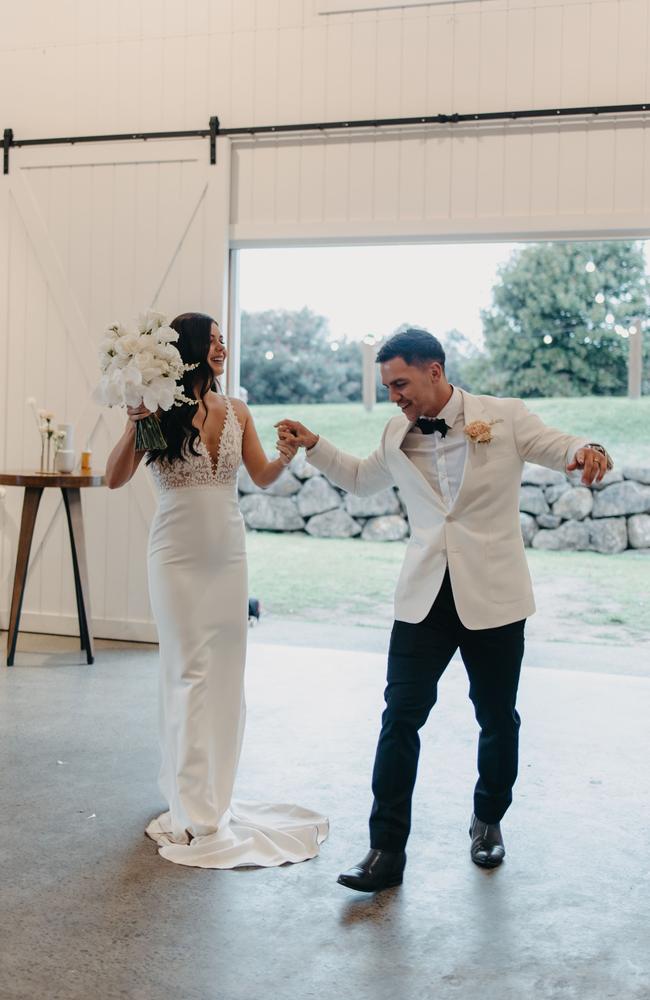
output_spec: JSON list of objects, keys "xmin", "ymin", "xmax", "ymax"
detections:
[{"xmin": 228, "ymin": 396, "xmax": 250, "ymax": 428}]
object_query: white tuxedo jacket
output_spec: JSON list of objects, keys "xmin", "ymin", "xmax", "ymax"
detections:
[{"xmin": 307, "ymin": 389, "xmax": 585, "ymax": 630}]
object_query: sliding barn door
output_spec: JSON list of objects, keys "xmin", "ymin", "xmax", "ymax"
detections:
[{"xmin": 0, "ymin": 138, "xmax": 231, "ymax": 642}]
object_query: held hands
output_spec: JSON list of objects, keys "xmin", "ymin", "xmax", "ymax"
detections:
[
  {"xmin": 275, "ymin": 419, "xmax": 319, "ymax": 452},
  {"xmin": 567, "ymin": 446, "xmax": 610, "ymax": 486},
  {"xmin": 276, "ymin": 432, "xmax": 299, "ymax": 467}
]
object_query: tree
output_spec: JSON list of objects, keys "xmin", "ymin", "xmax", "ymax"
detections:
[
  {"xmin": 481, "ymin": 241, "xmax": 650, "ymax": 397},
  {"xmin": 240, "ymin": 308, "xmax": 364, "ymax": 403}
]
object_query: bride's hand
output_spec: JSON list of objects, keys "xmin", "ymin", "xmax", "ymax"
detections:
[
  {"xmin": 275, "ymin": 419, "xmax": 319, "ymax": 451},
  {"xmin": 127, "ymin": 402, "xmax": 153, "ymax": 424},
  {"xmin": 276, "ymin": 433, "xmax": 298, "ymax": 466}
]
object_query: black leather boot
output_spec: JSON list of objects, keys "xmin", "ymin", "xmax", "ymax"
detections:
[
  {"xmin": 337, "ymin": 849, "xmax": 406, "ymax": 892},
  {"xmin": 469, "ymin": 813, "xmax": 505, "ymax": 868}
]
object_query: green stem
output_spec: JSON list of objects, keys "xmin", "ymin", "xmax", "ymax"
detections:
[{"xmin": 135, "ymin": 414, "xmax": 167, "ymax": 451}]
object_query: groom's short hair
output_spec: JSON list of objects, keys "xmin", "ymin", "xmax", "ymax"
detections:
[{"xmin": 376, "ymin": 328, "xmax": 446, "ymax": 369}]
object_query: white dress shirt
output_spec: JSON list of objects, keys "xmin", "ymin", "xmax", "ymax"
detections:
[{"xmin": 401, "ymin": 386, "xmax": 467, "ymax": 508}]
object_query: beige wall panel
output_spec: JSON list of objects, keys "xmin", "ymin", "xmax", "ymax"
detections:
[
  {"xmin": 613, "ymin": 127, "xmax": 646, "ymax": 215},
  {"xmin": 505, "ymin": 8, "xmax": 535, "ymax": 109},
  {"xmin": 616, "ymin": 1, "xmax": 649, "ymax": 104},
  {"xmin": 532, "ymin": 5, "xmax": 562, "ymax": 107},
  {"xmin": 348, "ymin": 140, "xmax": 376, "ymax": 221},
  {"xmin": 476, "ymin": 132, "xmax": 505, "ymax": 218},
  {"xmin": 478, "ymin": 9, "xmax": 508, "ymax": 111},
  {"xmin": 557, "ymin": 130, "xmax": 588, "ymax": 216},
  {"xmin": 398, "ymin": 137, "xmax": 426, "ymax": 221},
  {"xmin": 372, "ymin": 138, "xmax": 401, "ymax": 219},
  {"xmin": 275, "ymin": 144, "xmax": 302, "ymax": 221}
]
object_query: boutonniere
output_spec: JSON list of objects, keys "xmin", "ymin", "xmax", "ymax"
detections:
[{"xmin": 463, "ymin": 419, "xmax": 503, "ymax": 444}]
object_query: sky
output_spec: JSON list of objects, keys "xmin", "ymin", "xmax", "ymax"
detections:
[{"xmin": 238, "ymin": 242, "xmax": 522, "ymax": 349}]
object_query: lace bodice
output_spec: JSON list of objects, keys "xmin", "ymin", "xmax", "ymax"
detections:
[{"xmin": 148, "ymin": 396, "xmax": 243, "ymax": 492}]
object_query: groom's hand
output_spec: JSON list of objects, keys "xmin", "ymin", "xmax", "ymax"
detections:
[
  {"xmin": 275, "ymin": 420, "xmax": 319, "ymax": 451},
  {"xmin": 567, "ymin": 446, "xmax": 610, "ymax": 486}
]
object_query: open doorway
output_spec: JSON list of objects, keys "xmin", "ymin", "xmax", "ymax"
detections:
[{"xmin": 233, "ymin": 241, "xmax": 649, "ymax": 661}]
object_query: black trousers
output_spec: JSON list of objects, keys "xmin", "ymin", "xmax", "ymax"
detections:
[{"xmin": 370, "ymin": 569, "xmax": 525, "ymax": 852}]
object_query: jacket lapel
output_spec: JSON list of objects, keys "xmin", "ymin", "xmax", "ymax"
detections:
[
  {"xmin": 450, "ymin": 389, "xmax": 493, "ymax": 515},
  {"xmin": 389, "ymin": 412, "xmax": 448, "ymax": 514}
]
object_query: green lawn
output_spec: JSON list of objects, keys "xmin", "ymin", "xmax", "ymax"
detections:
[
  {"xmin": 247, "ymin": 532, "xmax": 650, "ymax": 645},
  {"xmin": 250, "ymin": 396, "xmax": 650, "ymax": 466}
]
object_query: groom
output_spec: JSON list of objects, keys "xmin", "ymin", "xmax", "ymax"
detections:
[{"xmin": 278, "ymin": 328, "xmax": 612, "ymax": 892}]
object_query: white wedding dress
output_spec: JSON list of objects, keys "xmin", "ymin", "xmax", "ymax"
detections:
[{"xmin": 145, "ymin": 396, "xmax": 328, "ymax": 868}]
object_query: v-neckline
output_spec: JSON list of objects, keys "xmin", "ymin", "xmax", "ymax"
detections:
[{"xmin": 195, "ymin": 397, "xmax": 232, "ymax": 477}]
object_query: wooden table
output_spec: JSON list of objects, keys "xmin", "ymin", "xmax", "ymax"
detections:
[{"xmin": 0, "ymin": 470, "xmax": 105, "ymax": 666}]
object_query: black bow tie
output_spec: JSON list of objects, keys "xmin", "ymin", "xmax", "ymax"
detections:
[{"xmin": 415, "ymin": 417, "xmax": 450, "ymax": 437}]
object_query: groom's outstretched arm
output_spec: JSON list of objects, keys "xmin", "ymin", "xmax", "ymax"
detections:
[{"xmin": 277, "ymin": 419, "xmax": 394, "ymax": 496}]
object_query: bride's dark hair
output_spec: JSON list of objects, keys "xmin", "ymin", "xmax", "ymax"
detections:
[{"xmin": 146, "ymin": 311, "xmax": 219, "ymax": 466}]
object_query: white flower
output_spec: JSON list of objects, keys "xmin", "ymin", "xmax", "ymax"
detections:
[
  {"xmin": 153, "ymin": 325, "xmax": 179, "ymax": 344},
  {"xmin": 137, "ymin": 309, "xmax": 167, "ymax": 334}
]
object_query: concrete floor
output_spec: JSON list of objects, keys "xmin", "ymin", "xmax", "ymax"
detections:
[{"xmin": 1, "ymin": 631, "xmax": 649, "ymax": 1000}]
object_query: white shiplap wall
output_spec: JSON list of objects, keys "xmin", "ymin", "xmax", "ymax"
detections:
[
  {"xmin": 0, "ymin": 140, "xmax": 231, "ymax": 642},
  {"xmin": 1, "ymin": 0, "xmax": 649, "ymax": 639}
]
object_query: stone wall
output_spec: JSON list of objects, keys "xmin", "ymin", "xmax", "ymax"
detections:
[{"xmin": 238, "ymin": 453, "xmax": 650, "ymax": 553}]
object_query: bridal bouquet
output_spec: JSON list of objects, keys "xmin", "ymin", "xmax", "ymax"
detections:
[{"xmin": 93, "ymin": 310, "xmax": 196, "ymax": 451}]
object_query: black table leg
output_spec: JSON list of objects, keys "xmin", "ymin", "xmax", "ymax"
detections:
[{"xmin": 61, "ymin": 488, "xmax": 95, "ymax": 664}]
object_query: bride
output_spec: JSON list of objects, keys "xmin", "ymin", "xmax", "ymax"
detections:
[{"xmin": 105, "ymin": 312, "xmax": 328, "ymax": 868}]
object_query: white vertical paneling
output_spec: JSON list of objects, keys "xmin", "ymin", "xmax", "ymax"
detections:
[
  {"xmin": 557, "ymin": 130, "xmax": 587, "ymax": 215},
  {"xmin": 478, "ymin": 8, "xmax": 507, "ymax": 111},
  {"xmin": 560, "ymin": 3, "xmax": 590, "ymax": 107},
  {"xmin": 400, "ymin": 15, "xmax": 427, "ymax": 115},
  {"xmin": 255, "ymin": 0, "xmax": 280, "ymax": 32},
  {"xmin": 230, "ymin": 30, "xmax": 256, "ymax": 124},
  {"xmin": 161, "ymin": 36, "xmax": 187, "ymax": 127},
  {"xmin": 1, "ymin": 140, "xmax": 229, "ymax": 641},
  {"xmin": 532, "ymin": 5, "xmax": 562, "ymax": 108},
  {"xmin": 253, "ymin": 29, "xmax": 279, "ymax": 124},
  {"xmin": 505, "ymin": 8, "xmax": 535, "ymax": 110},
  {"xmin": 275, "ymin": 145, "xmax": 301, "ymax": 222},
  {"xmin": 450, "ymin": 134, "xmax": 479, "ymax": 219},
  {"xmin": 187, "ymin": 0, "xmax": 211, "ymax": 36},
  {"xmin": 325, "ymin": 20, "xmax": 352, "ymax": 120},
  {"xmin": 278, "ymin": 0, "xmax": 303, "ymax": 31},
  {"xmin": 349, "ymin": 17, "xmax": 377, "ymax": 119},
  {"xmin": 251, "ymin": 144, "xmax": 278, "ymax": 224},
  {"xmin": 277, "ymin": 28, "xmax": 303, "ymax": 122},
  {"xmin": 375, "ymin": 14, "xmax": 403, "ymax": 120},
  {"xmin": 233, "ymin": 0, "xmax": 256, "ymax": 33},
  {"xmin": 613, "ymin": 126, "xmax": 645, "ymax": 215},
  {"xmin": 423, "ymin": 133, "xmax": 452, "ymax": 220},
  {"xmin": 140, "ymin": 39, "xmax": 166, "ymax": 131},
  {"xmin": 209, "ymin": 0, "xmax": 233, "ymax": 35},
  {"xmin": 588, "ymin": 1, "xmax": 619, "ymax": 107},
  {"xmin": 348, "ymin": 140, "xmax": 375, "ymax": 221},
  {"xmin": 231, "ymin": 146, "xmax": 255, "ymax": 225},
  {"xmin": 530, "ymin": 130, "xmax": 559, "ymax": 216},
  {"xmin": 476, "ymin": 132, "xmax": 505, "ymax": 218},
  {"xmin": 298, "ymin": 144, "xmax": 326, "ymax": 222},
  {"xmin": 373, "ymin": 138, "xmax": 401, "ymax": 220},
  {"xmin": 452, "ymin": 11, "xmax": 481, "ymax": 113},
  {"xmin": 183, "ymin": 34, "xmax": 211, "ymax": 128},
  {"xmin": 585, "ymin": 127, "xmax": 616, "ymax": 216},
  {"xmin": 163, "ymin": 0, "xmax": 187, "ymax": 37},
  {"xmin": 323, "ymin": 142, "xmax": 351, "ymax": 221},
  {"xmin": 502, "ymin": 130, "xmax": 532, "ymax": 218},
  {"xmin": 300, "ymin": 24, "xmax": 328, "ymax": 121},
  {"xmin": 426, "ymin": 11, "xmax": 454, "ymax": 113},
  {"xmin": 616, "ymin": 0, "xmax": 649, "ymax": 104},
  {"xmin": 398, "ymin": 136, "xmax": 426, "ymax": 221}
]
